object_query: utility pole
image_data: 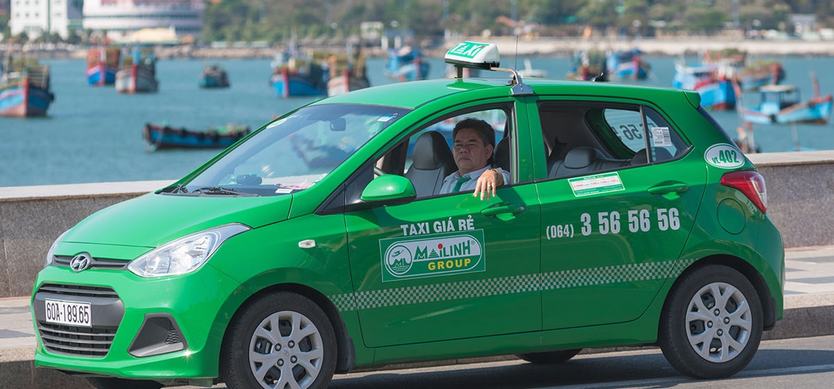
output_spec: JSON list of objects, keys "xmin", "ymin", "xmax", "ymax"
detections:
[{"xmin": 46, "ymin": 0, "xmax": 52, "ymax": 37}]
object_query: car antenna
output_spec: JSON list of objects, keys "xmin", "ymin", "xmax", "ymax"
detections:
[{"xmin": 514, "ymin": 33, "xmax": 519, "ymax": 71}]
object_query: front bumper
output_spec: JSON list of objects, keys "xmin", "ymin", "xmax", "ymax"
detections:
[{"xmin": 32, "ymin": 261, "xmax": 239, "ymax": 380}]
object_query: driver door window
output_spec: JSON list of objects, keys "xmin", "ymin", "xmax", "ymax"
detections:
[{"xmin": 382, "ymin": 107, "xmax": 509, "ymax": 199}]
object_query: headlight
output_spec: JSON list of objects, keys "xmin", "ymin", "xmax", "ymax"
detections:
[
  {"xmin": 45, "ymin": 230, "xmax": 70, "ymax": 268},
  {"xmin": 128, "ymin": 224, "xmax": 249, "ymax": 278}
]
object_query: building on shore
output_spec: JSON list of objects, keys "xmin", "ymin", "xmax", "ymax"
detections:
[
  {"xmin": 9, "ymin": 0, "xmax": 83, "ymax": 40},
  {"xmin": 83, "ymin": 0, "xmax": 203, "ymax": 41}
]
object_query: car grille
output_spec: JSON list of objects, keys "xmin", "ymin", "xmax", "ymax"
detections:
[
  {"xmin": 37, "ymin": 283, "xmax": 119, "ymax": 298},
  {"xmin": 38, "ymin": 323, "xmax": 117, "ymax": 357},
  {"xmin": 52, "ymin": 255, "xmax": 128, "ymax": 270},
  {"xmin": 36, "ymin": 284, "xmax": 121, "ymax": 357}
]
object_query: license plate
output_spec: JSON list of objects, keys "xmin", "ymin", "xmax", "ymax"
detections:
[{"xmin": 44, "ymin": 299, "xmax": 92, "ymax": 327}]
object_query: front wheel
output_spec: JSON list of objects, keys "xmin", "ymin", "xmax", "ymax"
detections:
[
  {"xmin": 221, "ymin": 292, "xmax": 337, "ymax": 389},
  {"xmin": 659, "ymin": 265, "xmax": 763, "ymax": 378}
]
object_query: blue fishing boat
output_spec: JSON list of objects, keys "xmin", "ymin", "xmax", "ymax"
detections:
[
  {"xmin": 386, "ymin": 46, "xmax": 430, "ymax": 81},
  {"xmin": 606, "ymin": 49, "xmax": 650, "ymax": 80},
  {"xmin": 738, "ymin": 84, "xmax": 832, "ymax": 125},
  {"xmin": 115, "ymin": 47, "xmax": 159, "ymax": 94},
  {"xmin": 673, "ymin": 64, "xmax": 735, "ymax": 110},
  {"xmin": 270, "ymin": 50, "xmax": 327, "ymax": 97},
  {"xmin": 86, "ymin": 47, "xmax": 120, "ymax": 86},
  {"xmin": 567, "ymin": 50, "xmax": 607, "ymax": 81},
  {"xmin": 0, "ymin": 56, "xmax": 54, "ymax": 117},
  {"xmin": 143, "ymin": 123, "xmax": 250, "ymax": 150},
  {"xmin": 326, "ymin": 47, "xmax": 370, "ymax": 96},
  {"xmin": 702, "ymin": 49, "xmax": 784, "ymax": 92},
  {"xmin": 199, "ymin": 64, "xmax": 230, "ymax": 89}
]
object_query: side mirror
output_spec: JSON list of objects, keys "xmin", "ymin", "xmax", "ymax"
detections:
[{"xmin": 360, "ymin": 175, "xmax": 416, "ymax": 203}]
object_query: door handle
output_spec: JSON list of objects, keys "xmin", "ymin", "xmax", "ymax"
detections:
[
  {"xmin": 480, "ymin": 204, "xmax": 526, "ymax": 216},
  {"xmin": 648, "ymin": 183, "xmax": 689, "ymax": 195}
]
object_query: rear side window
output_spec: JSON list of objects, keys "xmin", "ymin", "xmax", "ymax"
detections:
[
  {"xmin": 600, "ymin": 107, "xmax": 686, "ymax": 163},
  {"xmin": 602, "ymin": 108, "xmax": 646, "ymax": 154}
]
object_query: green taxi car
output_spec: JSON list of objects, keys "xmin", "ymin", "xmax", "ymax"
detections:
[{"xmin": 32, "ymin": 43, "xmax": 783, "ymax": 388}]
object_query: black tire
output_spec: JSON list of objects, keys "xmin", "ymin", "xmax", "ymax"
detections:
[
  {"xmin": 86, "ymin": 377, "xmax": 162, "ymax": 389},
  {"xmin": 221, "ymin": 292, "xmax": 337, "ymax": 389},
  {"xmin": 517, "ymin": 349, "xmax": 582, "ymax": 364},
  {"xmin": 659, "ymin": 265, "xmax": 763, "ymax": 379}
]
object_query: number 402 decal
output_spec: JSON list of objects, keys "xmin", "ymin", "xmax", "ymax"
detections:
[{"xmin": 705, "ymin": 144, "xmax": 744, "ymax": 169}]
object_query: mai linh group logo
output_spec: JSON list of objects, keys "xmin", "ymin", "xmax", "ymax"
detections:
[
  {"xmin": 386, "ymin": 244, "xmax": 414, "ymax": 276},
  {"xmin": 381, "ymin": 231, "xmax": 486, "ymax": 282}
]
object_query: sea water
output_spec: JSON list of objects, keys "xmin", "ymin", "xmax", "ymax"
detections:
[{"xmin": 1, "ymin": 55, "xmax": 833, "ymax": 186}]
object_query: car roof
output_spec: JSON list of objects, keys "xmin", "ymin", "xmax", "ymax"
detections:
[{"xmin": 317, "ymin": 77, "xmax": 694, "ymax": 110}]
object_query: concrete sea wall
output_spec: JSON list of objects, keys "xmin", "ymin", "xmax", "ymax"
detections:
[{"xmin": 0, "ymin": 151, "xmax": 832, "ymax": 298}]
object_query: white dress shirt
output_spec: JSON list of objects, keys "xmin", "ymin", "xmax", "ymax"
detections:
[{"xmin": 439, "ymin": 165, "xmax": 511, "ymax": 195}]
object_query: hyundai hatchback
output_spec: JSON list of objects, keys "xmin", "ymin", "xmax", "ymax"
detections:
[{"xmin": 32, "ymin": 42, "xmax": 783, "ymax": 389}]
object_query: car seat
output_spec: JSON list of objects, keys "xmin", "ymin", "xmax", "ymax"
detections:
[
  {"xmin": 494, "ymin": 136, "xmax": 510, "ymax": 172},
  {"xmin": 405, "ymin": 131, "xmax": 456, "ymax": 197}
]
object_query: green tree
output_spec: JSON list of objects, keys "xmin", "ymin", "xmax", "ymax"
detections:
[
  {"xmin": 577, "ymin": 0, "xmax": 620, "ymax": 30},
  {"xmin": 683, "ymin": 5, "xmax": 727, "ymax": 34}
]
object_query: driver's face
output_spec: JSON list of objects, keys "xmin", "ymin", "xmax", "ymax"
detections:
[{"xmin": 453, "ymin": 128, "xmax": 493, "ymax": 175}]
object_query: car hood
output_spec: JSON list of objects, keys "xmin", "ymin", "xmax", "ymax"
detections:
[{"xmin": 63, "ymin": 193, "xmax": 293, "ymax": 248}]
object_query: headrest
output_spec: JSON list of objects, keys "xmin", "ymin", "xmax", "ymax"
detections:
[
  {"xmin": 494, "ymin": 136, "xmax": 510, "ymax": 171},
  {"xmin": 411, "ymin": 131, "xmax": 454, "ymax": 170},
  {"xmin": 563, "ymin": 147, "xmax": 597, "ymax": 169}
]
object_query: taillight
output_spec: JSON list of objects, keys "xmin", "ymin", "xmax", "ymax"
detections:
[{"xmin": 721, "ymin": 171, "xmax": 767, "ymax": 213}]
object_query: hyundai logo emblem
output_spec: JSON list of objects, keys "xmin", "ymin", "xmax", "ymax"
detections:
[{"xmin": 69, "ymin": 253, "xmax": 92, "ymax": 272}]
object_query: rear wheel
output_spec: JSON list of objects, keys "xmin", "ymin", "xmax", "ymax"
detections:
[
  {"xmin": 517, "ymin": 349, "xmax": 582, "ymax": 364},
  {"xmin": 221, "ymin": 292, "xmax": 337, "ymax": 389},
  {"xmin": 659, "ymin": 265, "xmax": 763, "ymax": 378},
  {"xmin": 86, "ymin": 377, "xmax": 162, "ymax": 389}
]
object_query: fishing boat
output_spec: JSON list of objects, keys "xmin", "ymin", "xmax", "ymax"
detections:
[
  {"xmin": 606, "ymin": 49, "xmax": 651, "ymax": 80},
  {"xmin": 270, "ymin": 49, "xmax": 328, "ymax": 97},
  {"xmin": 199, "ymin": 64, "xmax": 230, "ymax": 88},
  {"xmin": 0, "ymin": 56, "xmax": 55, "ymax": 117},
  {"xmin": 386, "ymin": 46, "xmax": 430, "ymax": 81},
  {"xmin": 115, "ymin": 47, "xmax": 159, "ymax": 94},
  {"xmin": 703, "ymin": 49, "xmax": 784, "ymax": 92},
  {"xmin": 327, "ymin": 69, "xmax": 370, "ymax": 96},
  {"xmin": 567, "ymin": 50, "xmax": 607, "ymax": 81},
  {"xmin": 738, "ymin": 84, "xmax": 832, "ymax": 125},
  {"xmin": 326, "ymin": 48, "xmax": 370, "ymax": 96},
  {"xmin": 86, "ymin": 47, "xmax": 120, "ymax": 86},
  {"xmin": 673, "ymin": 64, "xmax": 736, "ymax": 110},
  {"xmin": 143, "ymin": 123, "xmax": 250, "ymax": 150}
]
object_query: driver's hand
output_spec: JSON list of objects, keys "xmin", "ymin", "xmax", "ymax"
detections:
[{"xmin": 473, "ymin": 169, "xmax": 504, "ymax": 200}]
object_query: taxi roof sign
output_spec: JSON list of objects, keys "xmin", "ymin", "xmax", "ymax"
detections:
[{"xmin": 445, "ymin": 41, "xmax": 500, "ymax": 69}]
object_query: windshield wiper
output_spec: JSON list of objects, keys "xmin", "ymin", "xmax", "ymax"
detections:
[{"xmin": 190, "ymin": 186, "xmax": 258, "ymax": 197}]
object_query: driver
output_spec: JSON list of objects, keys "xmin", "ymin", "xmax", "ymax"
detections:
[{"xmin": 439, "ymin": 118, "xmax": 510, "ymax": 200}]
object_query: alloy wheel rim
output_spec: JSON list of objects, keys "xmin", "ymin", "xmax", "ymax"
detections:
[
  {"xmin": 248, "ymin": 310, "xmax": 324, "ymax": 389},
  {"xmin": 685, "ymin": 282, "xmax": 752, "ymax": 363}
]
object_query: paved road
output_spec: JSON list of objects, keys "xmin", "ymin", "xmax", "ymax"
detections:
[{"xmin": 330, "ymin": 335, "xmax": 834, "ymax": 389}]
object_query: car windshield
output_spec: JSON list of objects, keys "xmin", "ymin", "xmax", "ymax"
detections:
[{"xmin": 169, "ymin": 104, "xmax": 409, "ymax": 196}]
